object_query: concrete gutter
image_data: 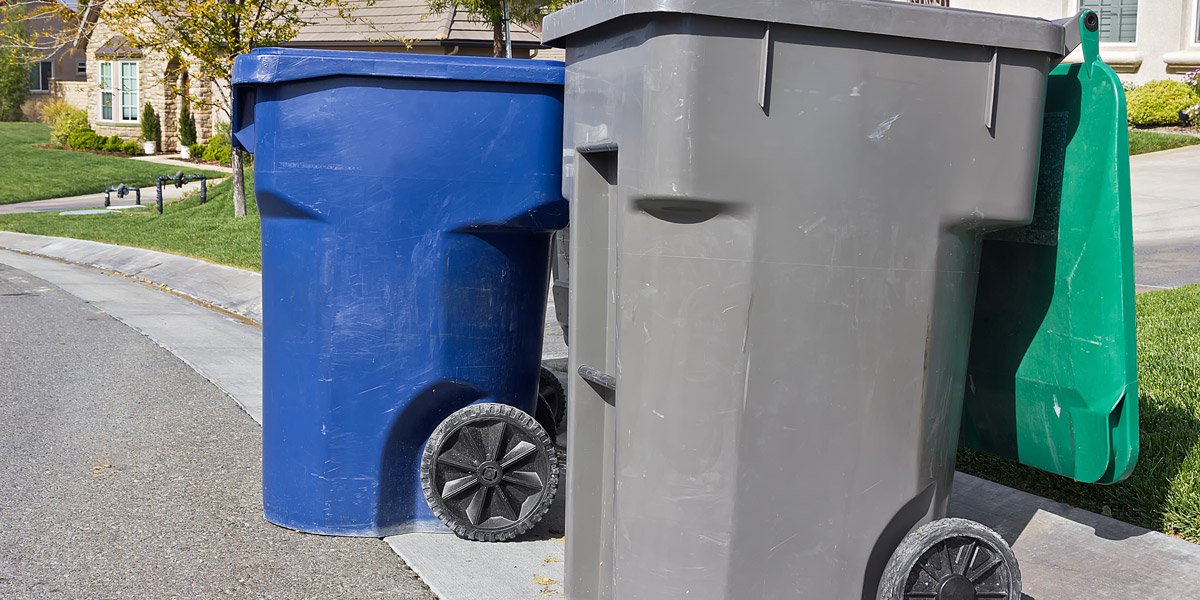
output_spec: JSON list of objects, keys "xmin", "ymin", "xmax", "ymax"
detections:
[{"xmin": 0, "ymin": 231, "xmax": 262, "ymax": 323}]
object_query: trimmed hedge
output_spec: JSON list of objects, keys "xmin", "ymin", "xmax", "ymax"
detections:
[
  {"xmin": 1127, "ymin": 80, "xmax": 1200, "ymax": 127},
  {"xmin": 66, "ymin": 128, "xmax": 103, "ymax": 151}
]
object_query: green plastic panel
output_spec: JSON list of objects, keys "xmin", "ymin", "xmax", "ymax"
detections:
[{"xmin": 961, "ymin": 15, "xmax": 1139, "ymax": 485}]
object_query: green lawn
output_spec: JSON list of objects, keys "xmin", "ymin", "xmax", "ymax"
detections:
[
  {"xmin": 959, "ymin": 285, "xmax": 1200, "ymax": 543},
  {"xmin": 0, "ymin": 122, "xmax": 224, "ymax": 205},
  {"xmin": 1129, "ymin": 129, "xmax": 1200, "ymax": 156},
  {"xmin": 0, "ymin": 175, "xmax": 261, "ymax": 270}
]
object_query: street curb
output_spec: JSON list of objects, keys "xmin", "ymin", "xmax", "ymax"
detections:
[{"xmin": 0, "ymin": 231, "xmax": 262, "ymax": 323}]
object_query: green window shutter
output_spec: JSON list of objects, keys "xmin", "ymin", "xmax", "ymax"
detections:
[{"xmin": 1080, "ymin": 0, "xmax": 1137, "ymax": 43}]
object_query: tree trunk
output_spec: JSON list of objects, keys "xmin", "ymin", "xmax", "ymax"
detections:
[
  {"xmin": 493, "ymin": 20, "xmax": 503, "ymax": 58},
  {"xmin": 232, "ymin": 147, "xmax": 247, "ymax": 218}
]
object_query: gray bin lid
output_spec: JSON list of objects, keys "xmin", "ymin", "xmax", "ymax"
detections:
[{"xmin": 543, "ymin": 0, "xmax": 1070, "ymax": 56}]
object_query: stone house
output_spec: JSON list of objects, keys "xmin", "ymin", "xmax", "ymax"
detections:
[
  {"xmin": 69, "ymin": 0, "xmax": 556, "ymax": 152},
  {"xmin": 81, "ymin": 10, "xmax": 220, "ymax": 151}
]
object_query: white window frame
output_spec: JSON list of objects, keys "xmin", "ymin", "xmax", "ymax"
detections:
[
  {"xmin": 1079, "ymin": 0, "xmax": 1139, "ymax": 46},
  {"xmin": 29, "ymin": 61, "xmax": 52, "ymax": 93},
  {"xmin": 1194, "ymin": 0, "xmax": 1200, "ymax": 45},
  {"xmin": 98, "ymin": 60, "xmax": 139, "ymax": 124}
]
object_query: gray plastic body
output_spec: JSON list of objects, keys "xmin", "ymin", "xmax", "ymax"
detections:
[{"xmin": 546, "ymin": 2, "xmax": 1071, "ymax": 598}]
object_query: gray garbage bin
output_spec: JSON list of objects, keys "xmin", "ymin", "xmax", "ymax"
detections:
[{"xmin": 544, "ymin": 1, "xmax": 1081, "ymax": 598}]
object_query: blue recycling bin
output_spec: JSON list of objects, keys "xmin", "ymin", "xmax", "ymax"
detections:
[{"xmin": 231, "ymin": 48, "xmax": 567, "ymax": 537}]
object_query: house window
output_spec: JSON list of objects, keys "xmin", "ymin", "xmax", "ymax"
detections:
[
  {"xmin": 1080, "ymin": 0, "xmax": 1137, "ymax": 43},
  {"xmin": 77, "ymin": 61, "xmax": 86, "ymax": 76},
  {"xmin": 28, "ymin": 61, "xmax": 52, "ymax": 93},
  {"xmin": 99, "ymin": 62, "xmax": 113, "ymax": 121},
  {"xmin": 98, "ymin": 60, "xmax": 139, "ymax": 123},
  {"xmin": 120, "ymin": 62, "xmax": 139, "ymax": 120}
]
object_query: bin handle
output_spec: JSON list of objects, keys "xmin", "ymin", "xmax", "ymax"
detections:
[
  {"xmin": 231, "ymin": 86, "xmax": 256, "ymax": 153},
  {"xmin": 578, "ymin": 365, "xmax": 616, "ymax": 393}
]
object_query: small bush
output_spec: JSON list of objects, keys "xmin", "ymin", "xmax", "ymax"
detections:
[
  {"xmin": 202, "ymin": 133, "xmax": 232, "ymax": 166},
  {"xmin": 39, "ymin": 99, "xmax": 77, "ymax": 127},
  {"xmin": 1127, "ymin": 80, "xmax": 1200, "ymax": 127},
  {"xmin": 103, "ymin": 135, "xmax": 126, "ymax": 153},
  {"xmin": 122, "ymin": 140, "xmax": 141, "ymax": 156},
  {"xmin": 48, "ymin": 106, "xmax": 89, "ymax": 146},
  {"xmin": 178, "ymin": 103, "xmax": 197, "ymax": 147},
  {"xmin": 66, "ymin": 128, "xmax": 103, "ymax": 150},
  {"xmin": 141, "ymin": 103, "xmax": 161, "ymax": 146},
  {"xmin": 188, "ymin": 142, "xmax": 206, "ymax": 158}
]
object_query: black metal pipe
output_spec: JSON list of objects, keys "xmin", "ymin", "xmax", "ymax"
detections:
[
  {"xmin": 154, "ymin": 173, "xmax": 208, "ymax": 214},
  {"xmin": 156, "ymin": 177, "xmax": 168, "ymax": 214}
]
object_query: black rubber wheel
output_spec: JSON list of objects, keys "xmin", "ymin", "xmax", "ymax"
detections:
[
  {"xmin": 534, "ymin": 367, "xmax": 566, "ymax": 443},
  {"xmin": 878, "ymin": 518, "xmax": 1021, "ymax": 600},
  {"xmin": 421, "ymin": 403, "xmax": 559, "ymax": 542}
]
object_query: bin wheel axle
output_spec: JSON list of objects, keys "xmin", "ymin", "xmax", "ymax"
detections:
[
  {"xmin": 421, "ymin": 403, "xmax": 559, "ymax": 542},
  {"xmin": 878, "ymin": 518, "xmax": 1021, "ymax": 600}
]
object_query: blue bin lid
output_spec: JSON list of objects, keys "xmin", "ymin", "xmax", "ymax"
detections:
[{"xmin": 232, "ymin": 48, "xmax": 564, "ymax": 87}]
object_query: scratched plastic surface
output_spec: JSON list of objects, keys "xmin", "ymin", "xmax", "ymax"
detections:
[
  {"xmin": 544, "ymin": 1, "xmax": 1077, "ymax": 598},
  {"xmin": 231, "ymin": 49, "xmax": 566, "ymax": 536},
  {"xmin": 963, "ymin": 22, "xmax": 1139, "ymax": 485}
]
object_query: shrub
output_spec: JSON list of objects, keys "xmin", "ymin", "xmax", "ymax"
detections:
[
  {"xmin": 188, "ymin": 142, "xmax": 206, "ymax": 158},
  {"xmin": 178, "ymin": 103, "xmax": 197, "ymax": 147},
  {"xmin": 66, "ymin": 128, "xmax": 103, "ymax": 151},
  {"xmin": 141, "ymin": 103, "xmax": 161, "ymax": 146},
  {"xmin": 202, "ymin": 133, "xmax": 232, "ymax": 166},
  {"xmin": 39, "ymin": 98, "xmax": 75, "ymax": 126},
  {"xmin": 49, "ymin": 107, "xmax": 89, "ymax": 146},
  {"xmin": 1126, "ymin": 80, "xmax": 1200, "ymax": 127},
  {"xmin": 103, "ymin": 135, "xmax": 126, "ymax": 153},
  {"xmin": 121, "ymin": 140, "xmax": 141, "ymax": 156}
]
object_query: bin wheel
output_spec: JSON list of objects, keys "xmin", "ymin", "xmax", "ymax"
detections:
[
  {"xmin": 878, "ymin": 518, "xmax": 1020, "ymax": 600},
  {"xmin": 421, "ymin": 403, "xmax": 559, "ymax": 542},
  {"xmin": 535, "ymin": 367, "xmax": 566, "ymax": 442}
]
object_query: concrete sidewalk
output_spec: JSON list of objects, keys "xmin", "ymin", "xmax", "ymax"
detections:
[
  {"xmin": 0, "ymin": 179, "xmax": 221, "ymax": 215},
  {"xmin": 131, "ymin": 153, "xmax": 234, "ymax": 174},
  {"xmin": 1, "ymin": 235, "xmax": 1197, "ymax": 599},
  {"xmin": 1131, "ymin": 145, "xmax": 1200, "ymax": 292}
]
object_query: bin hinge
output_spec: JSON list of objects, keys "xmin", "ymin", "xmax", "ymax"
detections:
[
  {"xmin": 578, "ymin": 364, "xmax": 616, "ymax": 393},
  {"xmin": 1053, "ymin": 9, "xmax": 1100, "ymax": 78}
]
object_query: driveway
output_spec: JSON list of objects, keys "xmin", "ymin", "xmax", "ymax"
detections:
[{"xmin": 1131, "ymin": 145, "xmax": 1200, "ymax": 292}]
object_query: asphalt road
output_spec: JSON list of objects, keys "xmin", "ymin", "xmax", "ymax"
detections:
[{"xmin": 0, "ymin": 263, "xmax": 435, "ymax": 600}]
